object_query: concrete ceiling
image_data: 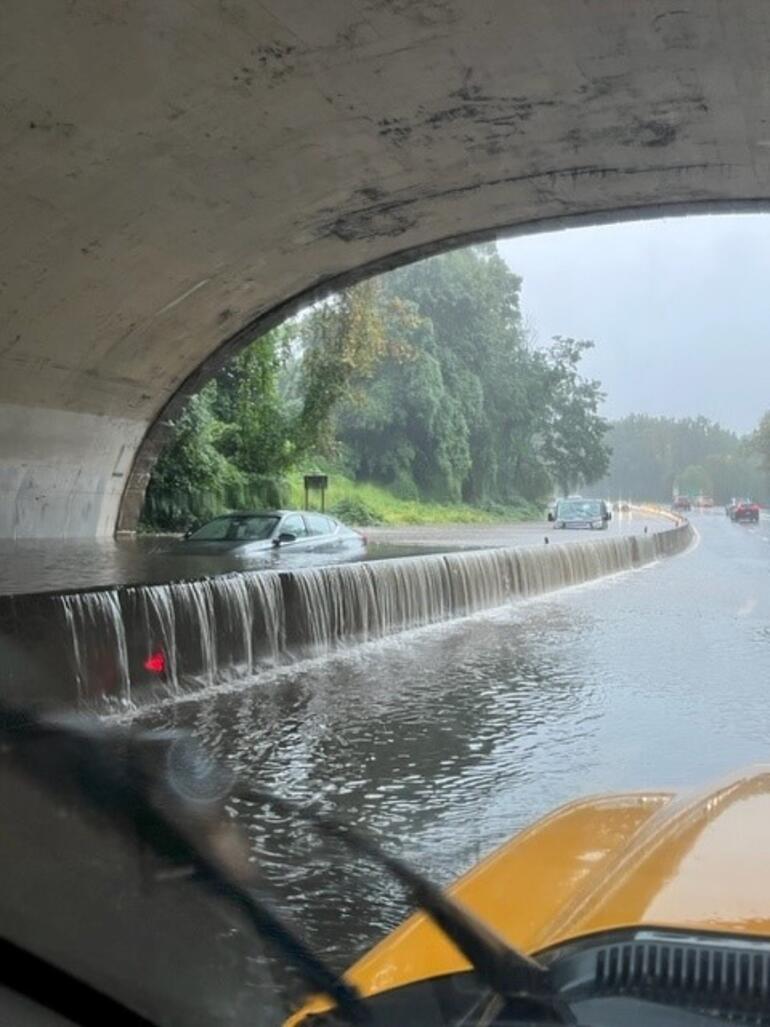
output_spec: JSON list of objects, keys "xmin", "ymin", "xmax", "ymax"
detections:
[{"xmin": 2, "ymin": 0, "xmax": 770, "ymax": 536}]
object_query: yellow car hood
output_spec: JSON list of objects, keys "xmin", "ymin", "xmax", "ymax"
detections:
[{"xmin": 288, "ymin": 766, "xmax": 770, "ymax": 1023}]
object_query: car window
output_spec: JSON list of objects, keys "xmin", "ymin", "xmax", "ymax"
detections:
[
  {"xmin": 282, "ymin": 514, "xmax": 308, "ymax": 537},
  {"xmin": 187, "ymin": 517, "xmax": 231, "ymax": 540},
  {"xmin": 558, "ymin": 500, "xmax": 602, "ymax": 519},
  {"xmin": 188, "ymin": 516, "xmax": 279, "ymax": 541},
  {"xmin": 305, "ymin": 514, "xmax": 334, "ymax": 535},
  {"xmin": 232, "ymin": 516, "xmax": 279, "ymax": 540}
]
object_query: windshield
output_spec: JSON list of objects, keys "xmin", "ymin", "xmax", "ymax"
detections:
[
  {"xmin": 556, "ymin": 499, "xmax": 603, "ymax": 519},
  {"xmin": 9, "ymin": 10, "xmax": 770, "ymax": 1027},
  {"xmin": 187, "ymin": 515, "xmax": 279, "ymax": 541}
]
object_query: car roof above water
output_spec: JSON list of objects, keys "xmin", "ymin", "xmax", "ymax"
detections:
[{"xmin": 211, "ymin": 510, "xmax": 335, "ymax": 518}]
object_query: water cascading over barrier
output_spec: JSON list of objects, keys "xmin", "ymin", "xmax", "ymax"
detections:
[{"xmin": 0, "ymin": 523, "xmax": 692, "ymax": 709}]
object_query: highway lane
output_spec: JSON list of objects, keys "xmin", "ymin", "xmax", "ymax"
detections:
[{"xmin": 364, "ymin": 506, "xmax": 666, "ymax": 548}]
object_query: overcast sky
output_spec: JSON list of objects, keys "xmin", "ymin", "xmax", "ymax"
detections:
[{"xmin": 498, "ymin": 214, "xmax": 770, "ymax": 434}]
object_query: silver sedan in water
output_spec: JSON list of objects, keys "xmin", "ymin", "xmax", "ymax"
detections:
[{"xmin": 177, "ymin": 510, "xmax": 366, "ymax": 555}]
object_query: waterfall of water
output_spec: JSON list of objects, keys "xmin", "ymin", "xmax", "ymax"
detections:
[
  {"xmin": 243, "ymin": 571, "xmax": 286, "ymax": 665},
  {"xmin": 45, "ymin": 523, "xmax": 692, "ymax": 707},
  {"xmin": 138, "ymin": 584, "xmax": 179, "ymax": 693},
  {"xmin": 59, "ymin": 591, "xmax": 131, "ymax": 705}
]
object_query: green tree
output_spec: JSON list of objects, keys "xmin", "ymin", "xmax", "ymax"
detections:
[
  {"xmin": 338, "ymin": 247, "xmax": 609, "ymax": 504},
  {"xmin": 751, "ymin": 410, "xmax": 770, "ymax": 477},
  {"xmin": 676, "ymin": 464, "xmax": 713, "ymax": 498},
  {"xmin": 292, "ymin": 279, "xmax": 406, "ymax": 457},
  {"xmin": 595, "ymin": 413, "xmax": 769, "ymax": 503},
  {"xmin": 215, "ymin": 329, "xmax": 296, "ymax": 477},
  {"xmin": 141, "ymin": 243, "xmax": 613, "ymax": 527},
  {"xmin": 337, "ymin": 314, "xmax": 472, "ymax": 502},
  {"xmin": 143, "ymin": 383, "xmax": 245, "ymax": 529},
  {"xmin": 537, "ymin": 337, "xmax": 610, "ymax": 495}
]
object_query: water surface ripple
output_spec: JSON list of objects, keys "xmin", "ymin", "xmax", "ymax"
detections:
[{"xmin": 136, "ymin": 515, "xmax": 768, "ymax": 980}]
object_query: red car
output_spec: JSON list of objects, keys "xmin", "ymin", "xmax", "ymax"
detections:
[{"xmin": 730, "ymin": 499, "xmax": 760, "ymax": 523}]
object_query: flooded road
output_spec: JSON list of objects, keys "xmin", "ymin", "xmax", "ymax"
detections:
[
  {"xmin": 0, "ymin": 510, "xmax": 659, "ymax": 594},
  {"xmin": 134, "ymin": 512, "xmax": 768, "ymax": 1001}
]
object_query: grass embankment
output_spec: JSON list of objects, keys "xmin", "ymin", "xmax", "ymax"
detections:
[{"xmin": 286, "ymin": 472, "xmax": 540, "ymax": 526}]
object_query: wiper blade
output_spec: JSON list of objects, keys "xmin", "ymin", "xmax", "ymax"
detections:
[
  {"xmin": 235, "ymin": 787, "xmax": 574, "ymax": 1024},
  {"xmin": 0, "ymin": 703, "xmax": 369, "ymax": 1025}
]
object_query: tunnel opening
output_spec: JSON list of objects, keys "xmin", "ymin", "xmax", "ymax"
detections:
[{"xmin": 125, "ymin": 210, "xmax": 770, "ymax": 542}]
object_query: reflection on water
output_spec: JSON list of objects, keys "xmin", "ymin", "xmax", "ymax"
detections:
[
  {"xmin": 0, "ymin": 537, "xmax": 459, "ymax": 595},
  {"xmin": 133, "ymin": 516, "xmax": 768, "ymax": 987}
]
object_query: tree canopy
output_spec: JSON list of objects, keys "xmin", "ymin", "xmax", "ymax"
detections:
[
  {"xmin": 336, "ymin": 246, "xmax": 609, "ymax": 506},
  {"xmin": 142, "ymin": 244, "xmax": 611, "ymax": 529},
  {"xmin": 595, "ymin": 414, "xmax": 769, "ymax": 503}
]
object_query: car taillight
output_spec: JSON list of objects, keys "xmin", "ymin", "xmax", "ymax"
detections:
[{"xmin": 144, "ymin": 649, "xmax": 166, "ymax": 674}]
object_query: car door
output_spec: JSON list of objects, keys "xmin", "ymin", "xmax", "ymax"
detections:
[
  {"xmin": 303, "ymin": 513, "xmax": 337, "ymax": 549},
  {"xmin": 279, "ymin": 513, "xmax": 312, "ymax": 550}
]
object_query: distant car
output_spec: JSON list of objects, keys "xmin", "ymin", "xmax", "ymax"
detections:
[
  {"xmin": 549, "ymin": 497, "xmax": 611, "ymax": 530},
  {"xmin": 178, "ymin": 510, "xmax": 366, "ymax": 554},
  {"xmin": 730, "ymin": 499, "xmax": 760, "ymax": 524},
  {"xmin": 672, "ymin": 496, "xmax": 691, "ymax": 512}
]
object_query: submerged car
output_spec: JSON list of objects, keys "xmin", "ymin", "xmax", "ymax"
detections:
[
  {"xmin": 549, "ymin": 497, "xmax": 611, "ymax": 530},
  {"xmin": 178, "ymin": 510, "xmax": 366, "ymax": 554}
]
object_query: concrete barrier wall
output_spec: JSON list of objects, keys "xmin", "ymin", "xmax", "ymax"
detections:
[{"xmin": 0, "ymin": 521, "xmax": 693, "ymax": 711}]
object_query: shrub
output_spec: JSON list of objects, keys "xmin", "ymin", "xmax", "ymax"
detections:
[{"xmin": 329, "ymin": 497, "xmax": 382, "ymax": 526}]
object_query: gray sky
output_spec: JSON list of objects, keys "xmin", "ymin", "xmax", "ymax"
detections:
[{"xmin": 498, "ymin": 214, "xmax": 770, "ymax": 434}]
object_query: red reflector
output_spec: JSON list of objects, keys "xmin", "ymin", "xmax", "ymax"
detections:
[{"xmin": 144, "ymin": 650, "xmax": 166, "ymax": 674}]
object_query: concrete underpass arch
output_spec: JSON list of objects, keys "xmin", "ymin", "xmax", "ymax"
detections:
[
  {"xmin": 117, "ymin": 198, "xmax": 770, "ymax": 532},
  {"xmin": 4, "ymin": 1, "xmax": 770, "ymax": 537}
]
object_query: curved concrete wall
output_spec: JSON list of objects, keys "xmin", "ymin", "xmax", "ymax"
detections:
[
  {"xmin": 2, "ymin": 1, "xmax": 769, "ymax": 535},
  {"xmin": 0, "ymin": 521, "xmax": 693, "ymax": 708}
]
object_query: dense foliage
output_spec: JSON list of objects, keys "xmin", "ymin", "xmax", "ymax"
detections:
[
  {"xmin": 335, "ymin": 248, "xmax": 609, "ymax": 506},
  {"xmin": 750, "ymin": 410, "xmax": 770, "ymax": 481},
  {"xmin": 595, "ymin": 414, "xmax": 769, "ymax": 503},
  {"xmin": 142, "ymin": 245, "xmax": 611, "ymax": 530}
]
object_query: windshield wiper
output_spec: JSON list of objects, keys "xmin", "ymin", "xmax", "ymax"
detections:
[
  {"xmin": 0, "ymin": 703, "xmax": 369, "ymax": 1024},
  {"xmin": 0, "ymin": 700, "xmax": 571, "ymax": 1024},
  {"xmin": 234, "ymin": 787, "xmax": 574, "ymax": 1024}
]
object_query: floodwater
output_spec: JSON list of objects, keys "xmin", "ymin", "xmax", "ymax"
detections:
[
  {"xmin": 0, "ymin": 511, "xmax": 658, "ymax": 595},
  {"xmin": 130, "ymin": 510, "xmax": 769, "ymax": 1005}
]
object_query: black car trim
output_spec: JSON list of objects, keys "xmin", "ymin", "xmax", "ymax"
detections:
[{"xmin": 0, "ymin": 936, "xmax": 160, "ymax": 1026}]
